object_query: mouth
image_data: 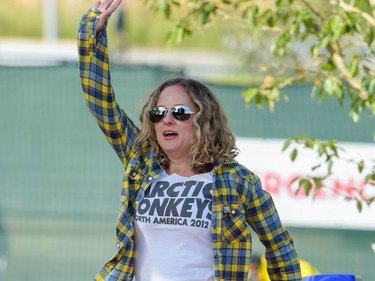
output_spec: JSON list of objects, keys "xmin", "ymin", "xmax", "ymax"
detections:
[{"xmin": 163, "ymin": 131, "xmax": 178, "ymax": 137}]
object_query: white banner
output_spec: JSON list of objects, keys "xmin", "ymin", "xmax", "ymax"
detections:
[{"xmin": 236, "ymin": 137, "xmax": 375, "ymax": 230}]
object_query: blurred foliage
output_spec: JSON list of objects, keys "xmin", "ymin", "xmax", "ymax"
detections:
[
  {"xmin": 0, "ymin": 0, "xmax": 43, "ymax": 37},
  {"xmin": 0, "ymin": 0, "xmax": 228, "ymax": 50},
  {"xmin": 143, "ymin": 0, "xmax": 375, "ymax": 210}
]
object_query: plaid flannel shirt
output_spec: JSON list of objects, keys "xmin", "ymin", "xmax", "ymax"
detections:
[{"xmin": 77, "ymin": 8, "xmax": 302, "ymax": 281}]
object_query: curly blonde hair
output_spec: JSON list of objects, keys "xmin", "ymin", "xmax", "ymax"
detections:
[{"xmin": 134, "ymin": 78, "xmax": 238, "ymax": 173}]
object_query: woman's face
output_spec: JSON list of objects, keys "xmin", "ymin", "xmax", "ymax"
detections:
[{"xmin": 154, "ymin": 84, "xmax": 198, "ymax": 162}]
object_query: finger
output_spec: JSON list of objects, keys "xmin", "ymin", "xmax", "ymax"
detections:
[
  {"xmin": 94, "ymin": 1, "xmax": 101, "ymax": 9},
  {"xmin": 96, "ymin": 17, "xmax": 106, "ymax": 32},
  {"xmin": 107, "ymin": 0, "xmax": 123, "ymax": 14},
  {"xmin": 95, "ymin": 0, "xmax": 123, "ymax": 32},
  {"xmin": 100, "ymin": 0, "xmax": 114, "ymax": 10}
]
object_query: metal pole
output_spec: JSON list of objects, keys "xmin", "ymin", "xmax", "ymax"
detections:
[{"xmin": 43, "ymin": 0, "xmax": 59, "ymax": 40}]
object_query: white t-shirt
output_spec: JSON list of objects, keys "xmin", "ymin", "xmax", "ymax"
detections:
[{"xmin": 134, "ymin": 171, "xmax": 214, "ymax": 281}]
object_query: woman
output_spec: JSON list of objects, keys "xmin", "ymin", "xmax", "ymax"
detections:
[{"xmin": 77, "ymin": 1, "xmax": 302, "ymax": 280}]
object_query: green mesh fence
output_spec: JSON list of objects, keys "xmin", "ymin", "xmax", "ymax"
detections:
[{"xmin": 0, "ymin": 63, "xmax": 374, "ymax": 280}]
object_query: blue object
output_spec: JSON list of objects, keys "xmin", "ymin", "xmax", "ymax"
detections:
[{"xmin": 304, "ymin": 274, "xmax": 356, "ymax": 281}]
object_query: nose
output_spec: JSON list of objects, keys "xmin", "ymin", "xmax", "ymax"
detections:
[{"xmin": 162, "ymin": 109, "xmax": 174, "ymax": 123}]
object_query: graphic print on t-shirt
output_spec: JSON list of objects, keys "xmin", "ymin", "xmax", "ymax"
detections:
[
  {"xmin": 134, "ymin": 171, "xmax": 215, "ymax": 280},
  {"xmin": 135, "ymin": 171, "xmax": 212, "ymax": 229}
]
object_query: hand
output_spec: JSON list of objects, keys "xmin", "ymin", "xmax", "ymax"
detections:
[{"xmin": 94, "ymin": 0, "xmax": 123, "ymax": 32}]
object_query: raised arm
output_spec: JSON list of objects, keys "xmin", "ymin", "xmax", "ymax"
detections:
[{"xmin": 77, "ymin": 0, "xmax": 140, "ymax": 166}]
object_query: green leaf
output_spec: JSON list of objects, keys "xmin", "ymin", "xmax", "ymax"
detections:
[
  {"xmin": 320, "ymin": 34, "xmax": 331, "ymax": 48},
  {"xmin": 368, "ymin": 27, "xmax": 375, "ymax": 46},
  {"xmin": 365, "ymin": 173, "xmax": 375, "ymax": 184},
  {"xmin": 300, "ymin": 179, "xmax": 312, "ymax": 196},
  {"xmin": 368, "ymin": 79, "xmax": 375, "ymax": 94},
  {"xmin": 282, "ymin": 94, "xmax": 289, "ymax": 102},
  {"xmin": 358, "ymin": 160, "xmax": 365, "ymax": 173},
  {"xmin": 282, "ymin": 139, "xmax": 292, "ymax": 151},
  {"xmin": 330, "ymin": 15, "xmax": 343, "ymax": 40},
  {"xmin": 246, "ymin": 5, "xmax": 259, "ymax": 26},
  {"xmin": 290, "ymin": 148, "xmax": 298, "ymax": 161},
  {"xmin": 175, "ymin": 26, "xmax": 186, "ymax": 44},
  {"xmin": 305, "ymin": 138, "xmax": 316, "ymax": 148},
  {"xmin": 255, "ymin": 94, "xmax": 264, "ymax": 109},
  {"xmin": 323, "ymin": 78, "xmax": 334, "ymax": 96},
  {"xmin": 349, "ymin": 110, "xmax": 360, "ymax": 123},
  {"xmin": 266, "ymin": 16, "xmax": 276, "ymax": 27},
  {"xmin": 313, "ymin": 177, "xmax": 323, "ymax": 190},
  {"xmin": 356, "ymin": 201, "xmax": 363, "ymax": 212},
  {"xmin": 349, "ymin": 57, "xmax": 359, "ymax": 77},
  {"xmin": 322, "ymin": 60, "xmax": 336, "ymax": 71},
  {"xmin": 158, "ymin": 0, "xmax": 171, "ymax": 18},
  {"xmin": 289, "ymin": 21, "xmax": 299, "ymax": 35},
  {"xmin": 327, "ymin": 159, "xmax": 334, "ymax": 174},
  {"xmin": 311, "ymin": 44, "xmax": 320, "ymax": 58},
  {"xmin": 242, "ymin": 88, "xmax": 259, "ymax": 108},
  {"xmin": 329, "ymin": 144, "xmax": 339, "ymax": 157},
  {"xmin": 317, "ymin": 86, "xmax": 325, "ymax": 103},
  {"xmin": 317, "ymin": 144, "xmax": 326, "ymax": 156}
]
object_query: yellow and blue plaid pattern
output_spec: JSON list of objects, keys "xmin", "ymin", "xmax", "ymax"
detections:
[{"xmin": 78, "ymin": 9, "xmax": 301, "ymax": 281}]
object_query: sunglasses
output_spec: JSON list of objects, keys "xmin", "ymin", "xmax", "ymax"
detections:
[{"xmin": 148, "ymin": 105, "xmax": 196, "ymax": 123}]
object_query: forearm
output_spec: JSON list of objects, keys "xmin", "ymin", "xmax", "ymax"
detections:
[
  {"xmin": 77, "ymin": 8, "xmax": 139, "ymax": 164},
  {"xmin": 263, "ymin": 227, "xmax": 301, "ymax": 280},
  {"xmin": 247, "ymin": 181, "xmax": 301, "ymax": 279}
]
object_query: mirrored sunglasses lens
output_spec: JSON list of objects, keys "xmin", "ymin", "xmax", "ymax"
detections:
[
  {"xmin": 172, "ymin": 106, "xmax": 193, "ymax": 121},
  {"xmin": 149, "ymin": 107, "xmax": 166, "ymax": 123}
]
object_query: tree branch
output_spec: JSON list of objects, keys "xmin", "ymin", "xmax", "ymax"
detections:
[
  {"xmin": 332, "ymin": 0, "xmax": 375, "ymax": 27},
  {"xmin": 299, "ymin": 0, "xmax": 325, "ymax": 21},
  {"xmin": 328, "ymin": 43, "xmax": 368, "ymax": 99}
]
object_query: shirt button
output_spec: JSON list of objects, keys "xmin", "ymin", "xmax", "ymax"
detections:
[
  {"xmin": 90, "ymin": 35, "xmax": 95, "ymax": 38},
  {"xmin": 135, "ymin": 201, "xmax": 139, "ymax": 205},
  {"xmin": 116, "ymin": 243, "xmax": 120, "ymax": 248},
  {"xmin": 132, "ymin": 172, "xmax": 136, "ymax": 177},
  {"xmin": 231, "ymin": 210, "xmax": 236, "ymax": 215},
  {"xmin": 147, "ymin": 176, "xmax": 153, "ymax": 181}
]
